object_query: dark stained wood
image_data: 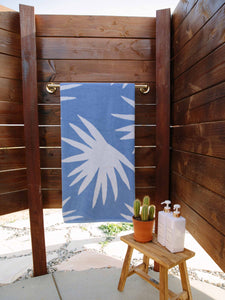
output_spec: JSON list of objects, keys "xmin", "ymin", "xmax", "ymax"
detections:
[
  {"xmin": 20, "ymin": 4, "xmax": 47, "ymax": 276},
  {"xmin": 38, "ymin": 104, "xmax": 156, "ymax": 125},
  {"xmin": 0, "ymin": 53, "xmax": 21, "ymax": 80},
  {"xmin": 39, "ymin": 125, "xmax": 156, "ymax": 147},
  {"xmin": 36, "ymin": 15, "xmax": 156, "ymax": 38},
  {"xmin": 173, "ymin": 0, "xmax": 224, "ymax": 54},
  {"xmin": 0, "ymin": 101, "xmax": 24, "ymax": 124},
  {"xmin": 37, "ymin": 37, "xmax": 155, "ymax": 60},
  {"xmin": 0, "ymin": 190, "xmax": 28, "ymax": 215},
  {"xmin": 0, "ymin": 78, "xmax": 22, "ymax": 103},
  {"xmin": 38, "ymin": 82, "xmax": 156, "ymax": 105},
  {"xmin": 174, "ymin": 43, "xmax": 225, "ymax": 101},
  {"xmin": 40, "ymin": 146, "xmax": 156, "ymax": 168},
  {"xmin": 135, "ymin": 168, "xmax": 156, "ymax": 187},
  {"xmin": 171, "ymin": 150, "xmax": 225, "ymax": 198},
  {"xmin": 0, "ymin": 169, "xmax": 27, "ymax": 194},
  {"xmin": 0, "ymin": 148, "xmax": 26, "ymax": 171},
  {"xmin": 171, "ymin": 172, "xmax": 225, "ymax": 236},
  {"xmin": 0, "ymin": 126, "xmax": 24, "ymax": 147},
  {"xmin": 173, "ymin": 5, "xmax": 225, "ymax": 79},
  {"xmin": 0, "ymin": 10, "xmax": 20, "ymax": 33},
  {"xmin": 172, "ymin": 0, "xmax": 197, "ymax": 32},
  {"xmin": 155, "ymin": 9, "xmax": 171, "ymax": 227},
  {"xmin": 0, "ymin": 29, "xmax": 21, "ymax": 57},
  {"xmin": 170, "ymin": 196, "xmax": 225, "ymax": 272},
  {"xmin": 135, "ymin": 187, "xmax": 155, "ymax": 202},
  {"xmin": 172, "ymin": 122, "xmax": 225, "ymax": 159},
  {"xmin": 37, "ymin": 59, "xmax": 155, "ymax": 82}
]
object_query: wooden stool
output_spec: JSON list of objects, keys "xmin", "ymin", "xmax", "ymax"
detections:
[{"xmin": 118, "ymin": 233, "xmax": 195, "ymax": 300}]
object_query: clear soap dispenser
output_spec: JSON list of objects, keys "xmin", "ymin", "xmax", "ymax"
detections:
[
  {"xmin": 157, "ymin": 200, "xmax": 172, "ymax": 246},
  {"xmin": 166, "ymin": 204, "xmax": 186, "ymax": 253}
]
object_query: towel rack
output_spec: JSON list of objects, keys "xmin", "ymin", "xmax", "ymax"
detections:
[{"xmin": 46, "ymin": 82, "xmax": 150, "ymax": 94}]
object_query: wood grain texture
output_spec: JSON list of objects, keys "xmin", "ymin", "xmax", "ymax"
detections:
[
  {"xmin": 37, "ymin": 59, "xmax": 155, "ymax": 82},
  {"xmin": 0, "ymin": 29, "xmax": 21, "ymax": 57},
  {"xmin": 172, "ymin": 122, "xmax": 225, "ymax": 159},
  {"xmin": 171, "ymin": 150, "xmax": 225, "ymax": 198},
  {"xmin": 172, "ymin": 0, "xmax": 197, "ymax": 31},
  {"xmin": 0, "ymin": 78, "xmax": 22, "ymax": 103},
  {"xmin": 0, "ymin": 190, "xmax": 28, "ymax": 215},
  {"xmin": 36, "ymin": 15, "xmax": 156, "ymax": 38},
  {"xmin": 155, "ymin": 9, "xmax": 171, "ymax": 222},
  {"xmin": 173, "ymin": 5, "xmax": 225, "ymax": 79},
  {"xmin": 38, "ymin": 104, "xmax": 156, "ymax": 125},
  {"xmin": 0, "ymin": 148, "xmax": 26, "ymax": 171},
  {"xmin": 171, "ymin": 196, "xmax": 225, "ymax": 272},
  {"xmin": 173, "ymin": 0, "xmax": 224, "ymax": 54},
  {"xmin": 0, "ymin": 53, "xmax": 21, "ymax": 80},
  {"xmin": 37, "ymin": 37, "xmax": 155, "ymax": 60},
  {"xmin": 0, "ymin": 126, "xmax": 25, "ymax": 147},
  {"xmin": 0, "ymin": 101, "xmax": 24, "ymax": 124},
  {"xmin": 38, "ymin": 82, "xmax": 156, "ymax": 104},
  {"xmin": 20, "ymin": 4, "xmax": 47, "ymax": 276},
  {"xmin": 0, "ymin": 169, "xmax": 27, "ymax": 194},
  {"xmin": 0, "ymin": 10, "xmax": 20, "ymax": 33},
  {"xmin": 174, "ymin": 43, "xmax": 225, "ymax": 101}
]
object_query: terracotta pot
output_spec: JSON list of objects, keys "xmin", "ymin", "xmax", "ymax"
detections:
[{"xmin": 133, "ymin": 216, "xmax": 154, "ymax": 243}]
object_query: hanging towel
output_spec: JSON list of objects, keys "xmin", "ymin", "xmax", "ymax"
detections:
[{"xmin": 60, "ymin": 83, "xmax": 135, "ymax": 223}]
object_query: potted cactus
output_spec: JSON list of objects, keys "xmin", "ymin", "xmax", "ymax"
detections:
[{"xmin": 132, "ymin": 195, "xmax": 155, "ymax": 243}]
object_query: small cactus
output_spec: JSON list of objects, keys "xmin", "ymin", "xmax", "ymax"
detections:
[
  {"xmin": 133, "ymin": 199, "xmax": 141, "ymax": 218},
  {"xmin": 143, "ymin": 195, "xmax": 150, "ymax": 206},
  {"xmin": 149, "ymin": 205, "xmax": 155, "ymax": 220},
  {"xmin": 141, "ymin": 205, "xmax": 149, "ymax": 221}
]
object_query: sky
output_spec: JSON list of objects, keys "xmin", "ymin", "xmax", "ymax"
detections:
[{"xmin": 1, "ymin": 0, "xmax": 179, "ymax": 16}]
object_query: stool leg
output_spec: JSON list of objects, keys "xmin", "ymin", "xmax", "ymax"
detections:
[
  {"xmin": 143, "ymin": 255, "xmax": 149, "ymax": 273},
  {"xmin": 159, "ymin": 265, "xmax": 168, "ymax": 300},
  {"xmin": 179, "ymin": 261, "xmax": 193, "ymax": 300},
  {"xmin": 118, "ymin": 245, "xmax": 133, "ymax": 291}
]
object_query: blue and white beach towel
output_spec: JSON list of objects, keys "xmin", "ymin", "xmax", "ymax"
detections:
[{"xmin": 60, "ymin": 83, "xmax": 135, "ymax": 223}]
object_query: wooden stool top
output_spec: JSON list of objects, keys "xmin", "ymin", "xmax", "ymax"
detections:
[{"xmin": 120, "ymin": 233, "xmax": 195, "ymax": 269}]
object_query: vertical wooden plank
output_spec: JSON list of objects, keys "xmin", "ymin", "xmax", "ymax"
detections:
[
  {"xmin": 118, "ymin": 246, "xmax": 134, "ymax": 291},
  {"xmin": 19, "ymin": 4, "xmax": 47, "ymax": 276},
  {"xmin": 155, "ymin": 9, "xmax": 171, "ymax": 227}
]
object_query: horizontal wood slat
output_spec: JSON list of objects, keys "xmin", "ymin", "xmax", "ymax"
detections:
[
  {"xmin": 38, "ymin": 82, "xmax": 156, "ymax": 105},
  {"xmin": 41, "ymin": 167, "xmax": 155, "ymax": 189},
  {"xmin": 172, "ymin": 122, "xmax": 225, "ymax": 159},
  {"xmin": 37, "ymin": 60, "xmax": 155, "ymax": 82},
  {"xmin": 38, "ymin": 104, "xmax": 156, "ymax": 125},
  {"xmin": 36, "ymin": 15, "xmax": 156, "ymax": 38},
  {"xmin": 0, "ymin": 78, "xmax": 22, "ymax": 103},
  {"xmin": 0, "ymin": 101, "xmax": 24, "ymax": 124},
  {"xmin": 0, "ymin": 53, "xmax": 21, "ymax": 80},
  {"xmin": 42, "ymin": 187, "xmax": 156, "ymax": 208},
  {"xmin": 40, "ymin": 146, "xmax": 156, "ymax": 168},
  {"xmin": 171, "ymin": 172, "xmax": 225, "ymax": 236},
  {"xmin": 0, "ymin": 190, "xmax": 28, "ymax": 215},
  {"xmin": 172, "ymin": 0, "xmax": 197, "ymax": 31},
  {"xmin": 171, "ymin": 194, "xmax": 225, "ymax": 272},
  {"xmin": 174, "ymin": 43, "xmax": 225, "ymax": 101},
  {"xmin": 39, "ymin": 126, "xmax": 156, "ymax": 147},
  {"xmin": 171, "ymin": 150, "xmax": 225, "ymax": 198},
  {"xmin": 173, "ymin": 5, "xmax": 225, "ymax": 79},
  {"xmin": 37, "ymin": 37, "xmax": 155, "ymax": 60},
  {"xmin": 0, "ymin": 29, "xmax": 21, "ymax": 57},
  {"xmin": 0, "ymin": 169, "xmax": 27, "ymax": 194},
  {"xmin": 0, "ymin": 126, "xmax": 25, "ymax": 147},
  {"xmin": 0, "ymin": 148, "xmax": 26, "ymax": 171},
  {"xmin": 0, "ymin": 10, "xmax": 20, "ymax": 33},
  {"xmin": 173, "ymin": 0, "xmax": 224, "ymax": 55}
]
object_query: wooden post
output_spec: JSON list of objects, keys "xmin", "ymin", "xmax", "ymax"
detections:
[
  {"xmin": 19, "ymin": 4, "xmax": 47, "ymax": 276},
  {"xmin": 155, "ymin": 9, "xmax": 171, "ymax": 272}
]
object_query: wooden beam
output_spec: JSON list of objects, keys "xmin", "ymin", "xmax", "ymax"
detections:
[
  {"xmin": 19, "ymin": 4, "xmax": 47, "ymax": 276},
  {"xmin": 155, "ymin": 9, "xmax": 171, "ymax": 221}
]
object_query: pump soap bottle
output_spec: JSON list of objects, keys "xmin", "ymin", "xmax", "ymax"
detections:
[
  {"xmin": 157, "ymin": 200, "xmax": 172, "ymax": 246},
  {"xmin": 166, "ymin": 204, "xmax": 186, "ymax": 253}
]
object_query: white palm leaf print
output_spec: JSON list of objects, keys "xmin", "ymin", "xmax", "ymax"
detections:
[
  {"xmin": 120, "ymin": 203, "xmax": 133, "ymax": 221},
  {"xmin": 62, "ymin": 115, "xmax": 134, "ymax": 208},
  {"xmin": 62, "ymin": 197, "xmax": 83, "ymax": 221}
]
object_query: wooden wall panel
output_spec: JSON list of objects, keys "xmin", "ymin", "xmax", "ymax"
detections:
[
  {"xmin": 0, "ymin": 78, "xmax": 22, "ymax": 103},
  {"xmin": 0, "ymin": 190, "xmax": 28, "ymax": 215},
  {"xmin": 171, "ymin": 1, "xmax": 225, "ymax": 271}
]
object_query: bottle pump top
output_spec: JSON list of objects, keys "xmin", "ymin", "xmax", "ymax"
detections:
[
  {"xmin": 173, "ymin": 204, "xmax": 181, "ymax": 218},
  {"xmin": 161, "ymin": 200, "xmax": 171, "ymax": 213}
]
